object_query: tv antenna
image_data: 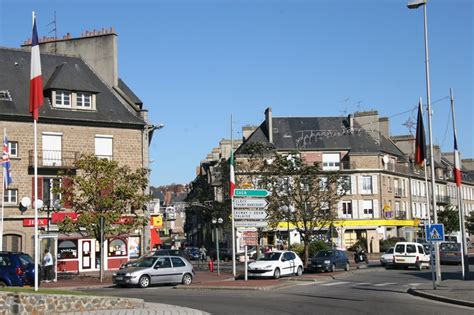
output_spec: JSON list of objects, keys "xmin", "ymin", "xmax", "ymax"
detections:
[{"xmin": 47, "ymin": 11, "xmax": 57, "ymax": 54}]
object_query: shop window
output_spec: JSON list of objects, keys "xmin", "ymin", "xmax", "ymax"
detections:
[
  {"xmin": 108, "ymin": 239, "xmax": 127, "ymax": 257},
  {"xmin": 58, "ymin": 240, "xmax": 78, "ymax": 259},
  {"xmin": 2, "ymin": 234, "xmax": 22, "ymax": 252}
]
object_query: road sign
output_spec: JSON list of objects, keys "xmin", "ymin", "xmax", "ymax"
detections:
[
  {"xmin": 425, "ymin": 224, "xmax": 445, "ymax": 242},
  {"xmin": 242, "ymin": 231, "xmax": 258, "ymax": 238},
  {"xmin": 242, "ymin": 238, "xmax": 258, "ymax": 246},
  {"xmin": 234, "ymin": 189, "xmax": 270, "ymax": 198},
  {"xmin": 235, "ymin": 221, "xmax": 268, "ymax": 228},
  {"xmin": 235, "ymin": 210, "xmax": 267, "ymax": 220},
  {"xmin": 233, "ymin": 198, "xmax": 268, "ymax": 209}
]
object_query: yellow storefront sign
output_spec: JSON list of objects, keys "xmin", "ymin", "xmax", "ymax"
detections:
[
  {"xmin": 275, "ymin": 219, "xmax": 420, "ymax": 230},
  {"xmin": 151, "ymin": 215, "xmax": 163, "ymax": 228}
]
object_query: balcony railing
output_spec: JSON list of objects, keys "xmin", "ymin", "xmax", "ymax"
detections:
[
  {"xmin": 395, "ymin": 211, "xmax": 407, "ymax": 219},
  {"xmin": 436, "ymin": 195, "xmax": 451, "ymax": 205},
  {"xmin": 394, "ymin": 188, "xmax": 405, "ymax": 197},
  {"xmin": 29, "ymin": 150, "xmax": 80, "ymax": 168}
]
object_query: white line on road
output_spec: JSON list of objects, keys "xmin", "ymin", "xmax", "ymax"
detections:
[
  {"xmin": 353, "ymin": 282, "xmax": 371, "ymax": 286},
  {"xmin": 373, "ymin": 282, "xmax": 398, "ymax": 287},
  {"xmin": 320, "ymin": 281, "xmax": 350, "ymax": 286},
  {"xmin": 406, "ymin": 283, "xmax": 423, "ymax": 287}
]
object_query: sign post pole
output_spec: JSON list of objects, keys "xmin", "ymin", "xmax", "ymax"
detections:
[{"xmin": 244, "ymin": 245, "xmax": 248, "ymax": 281}]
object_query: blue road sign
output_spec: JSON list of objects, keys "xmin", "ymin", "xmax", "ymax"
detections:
[{"xmin": 425, "ymin": 224, "xmax": 445, "ymax": 242}]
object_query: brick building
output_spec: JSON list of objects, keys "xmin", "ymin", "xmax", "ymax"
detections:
[{"xmin": 0, "ymin": 30, "xmax": 158, "ymax": 272}]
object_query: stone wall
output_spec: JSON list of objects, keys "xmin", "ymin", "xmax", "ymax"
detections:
[{"xmin": 0, "ymin": 292, "xmax": 144, "ymax": 315}]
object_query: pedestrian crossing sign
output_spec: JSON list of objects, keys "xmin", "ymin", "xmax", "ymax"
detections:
[{"xmin": 425, "ymin": 224, "xmax": 444, "ymax": 242}]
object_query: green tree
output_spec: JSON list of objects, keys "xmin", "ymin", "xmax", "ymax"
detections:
[
  {"xmin": 466, "ymin": 211, "xmax": 474, "ymax": 235},
  {"xmin": 437, "ymin": 205, "xmax": 460, "ymax": 235},
  {"xmin": 57, "ymin": 155, "xmax": 150, "ymax": 279}
]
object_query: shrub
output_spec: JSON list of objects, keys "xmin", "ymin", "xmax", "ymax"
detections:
[
  {"xmin": 290, "ymin": 240, "xmax": 331, "ymax": 259},
  {"xmin": 348, "ymin": 237, "xmax": 367, "ymax": 252},
  {"xmin": 379, "ymin": 237, "xmax": 404, "ymax": 252}
]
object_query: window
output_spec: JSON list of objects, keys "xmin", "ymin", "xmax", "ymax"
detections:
[
  {"xmin": 322, "ymin": 153, "xmax": 340, "ymax": 171},
  {"xmin": 341, "ymin": 201, "xmax": 352, "ymax": 218},
  {"xmin": 171, "ymin": 257, "xmax": 186, "ymax": 267},
  {"xmin": 417, "ymin": 245, "xmax": 425, "ymax": 255},
  {"xmin": 361, "ymin": 176, "xmax": 373, "ymax": 194},
  {"xmin": 319, "ymin": 177, "xmax": 328, "ymax": 191},
  {"xmin": 95, "ymin": 135, "xmax": 113, "ymax": 160},
  {"xmin": 108, "ymin": 239, "xmax": 127, "ymax": 257},
  {"xmin": 2, "ymin": 234, "xmax": 22, "ymax": 252},
  {"xmin": 7, "ymin": 141, "xmax": 18, "ymax": 158},
  {"xmin": 42, "ymin": 178, "xmax": 62, "ymax": 206},
  {"xmin": 3, "ymin": 189, "xmax": 17, "ymax": 204},
  {"xmin": 0, "ymin": 90, "xmax": 12, "ymax": 101},
  {"xmin": 156, "ymin": 257, "xmax": 172, "ymax": 268},
  {"xmin": 363, "ymin": 200, "xmax": 373, "ymax": 217},
  {"xmin": 76, "ymin": 92, "xmax": 92, "ymax": 109},
  {"xmin": 58, "ymin": 240, "xmax": 78, "ymax": 259},
  {"xmin": 406, "ymin": 245, "xmax": 416, "ymax": 253},
  {"xmin": 55, "ymin": 90, "xmax": 71, "ymax": 107}
]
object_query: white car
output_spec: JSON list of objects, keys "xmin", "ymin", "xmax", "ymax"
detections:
[
  {"xmin": 380, "ymin": 247, "xmax": 394, "ymax": 267},
  {"xmin": 393, "ymin": 242, "xmax": 430, "ymax": 270},
  {"xmin": 247, "ymin": 250, "xmax": 303, "ymax": 279}
]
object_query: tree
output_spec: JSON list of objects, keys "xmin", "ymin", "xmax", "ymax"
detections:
[
  {"xmin": 258, "ymin": 152, "xmax": 349, "ymax": 267},
  {"xmin": 437, "ymin": 205, "xmax": 459, "ymax": 235},
  {"xmin": 466, "ymin": 211, "xmax": 474, "ymax": 235},
  {"xmin": 57, "ymin": 155, "xmax": 150, "ymax": 279}
]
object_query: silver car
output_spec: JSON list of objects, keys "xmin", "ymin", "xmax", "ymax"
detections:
[{"xmin": 113, "ymin": 255, "xmax": 194, "ymax": 288}]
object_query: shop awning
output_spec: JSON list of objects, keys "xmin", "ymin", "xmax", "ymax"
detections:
[{"xmin": 150, "ymin": 228, "xmax": 162, "ymax": 247}]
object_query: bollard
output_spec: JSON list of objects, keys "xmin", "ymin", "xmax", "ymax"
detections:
[{"xmin": 208, "ymin": 259, "xmax": 214, "ymax": 272}]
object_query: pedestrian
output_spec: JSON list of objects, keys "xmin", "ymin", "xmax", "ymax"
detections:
[
  {"xmin": 199, "ymin": 245, "xmax": 207, "ymax": 261},
  {"xmin": 43, "ymin": 248, "xmax": 53, "ymax": 282}
]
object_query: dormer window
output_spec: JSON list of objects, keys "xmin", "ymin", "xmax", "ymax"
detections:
[
  {"xmin": 77, "ymin": 92, "xmax": 92, "ymax": 109},
  {"xmin": 55, "ymin": 90, "xmax": 71, "ymax": 108}
]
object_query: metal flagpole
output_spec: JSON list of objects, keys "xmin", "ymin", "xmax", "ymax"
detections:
[
  {"xmin": 231, "ymin": 114, "xmax": 236, "ymax": 278},
  {"xmin": 0, "ymin": 128, "xmax": 5, "ymax": 251},
  {"xmin": 450, "ymin": 88, "xmax": 469, "ymax": 279},
  {"xmin": 34, "ymin": 119, "xmax": 39, "ymax": 291},
  {"xmin": 424, "ymin": 160, "xmax": 436, "ymax": 289}
]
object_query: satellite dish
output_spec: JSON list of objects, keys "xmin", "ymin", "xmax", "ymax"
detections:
[{"xmin": 382, "ymin": 155, "xmax": 389, "ymax": 164}]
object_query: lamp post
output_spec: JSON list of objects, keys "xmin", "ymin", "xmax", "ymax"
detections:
[
  {"xmin": 407, "ymin": 0, "xmax": 441, "ymax": 284},
  {"xmin": 40, "ymin": 199, "xmax": 61, "ymax": 234},
  {"xmin": 212, "ymin": 217, "xmax": 223, "ymax": 276}
]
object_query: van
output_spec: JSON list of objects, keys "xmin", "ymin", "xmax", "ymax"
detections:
[{"xmin": 393, "ymin": 242, "xmax": 430, "ymax": 270}]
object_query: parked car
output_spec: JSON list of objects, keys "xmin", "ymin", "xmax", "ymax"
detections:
[
  {"xmin": 0, "ymin": 251, "xmax": 39, "ymax": 287},
  {"xmin": 309, "ymin": 249, "xmax": 350, "ymax": 272},
  {"xmin": 113, "ymin": 255, "xmax": 194, "ymax": 288},
  {"xmin": 439, "ymin": 242, "xmax": 462, "ymax": 265},
  {"xmin": 380, "ymin": 247, "xmax": 394, "ymax": 267},
  {"xmin": 247, "ymin": 250, "xmax": 303, "ymax": 279},
  {"xmin": 209, "ymin": 248, "xmax": 233, "ymax": 261},
  {"xmin": 119, "ymin": 249, "xmax": 191, "ymax": 269},
  {"xmin": 393, "ymin": 242, "xmax": 430, "ymax": 270},
  {"xmin": 184, "ymin": 247, "xmax": 200, "ymax": 260}
]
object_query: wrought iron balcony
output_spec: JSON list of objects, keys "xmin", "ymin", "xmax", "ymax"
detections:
[
  {"xmin": 395, "ymin": 211, "xmax": 407, "ymax": 219},
  {"xmin": 29, "ymin": 150, "xmax": 80, "ymax": 169},
  {"xmin": 394, "ymin": 188, "xmax": 405, "ymax": 197}
]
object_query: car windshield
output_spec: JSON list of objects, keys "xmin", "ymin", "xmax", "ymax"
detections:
[
  {"xmin": 386, "ymin": 248, "xmax": 394, "ymax": 254},
  {"xmin": 440, "ymin": 243, "xmax": 460, "ymax": 251},
  {"xmin": 129, "ymin": 256, "xmax": 157, "ymax": 268},
  {"xmin": 314, "ymin": 251, "xmax": 335, "ymax": 258},
  {"xmin": 258, "ymin": 252, "xmax": 281, "ymax": 261}
]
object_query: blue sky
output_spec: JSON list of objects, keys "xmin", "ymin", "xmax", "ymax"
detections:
[{"xmin": 1, "ymin": 0, "xmax": 472, "ymax": 186}]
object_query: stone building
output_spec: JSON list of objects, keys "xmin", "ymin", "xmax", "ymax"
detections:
[{"xmin": 0, "ymin": 29, "xmax": 158, "ymax": 272}]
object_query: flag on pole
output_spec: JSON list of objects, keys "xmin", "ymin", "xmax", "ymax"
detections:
[
  {"xmin": 414, "ymin": 99, "xmax": 427, "ymax": 167},
  {"xmin": 454, "ymin": 134, "xmax": 462, "ymax": 187},
  {"xmin": 229, "ymin": 150, "xmax": 235, "ymax": 199},
  {"xmin": 2, "ymin": 134, "xmax": 13, "ymax": 189},
  {"xmin": 29, "ymin": 12, "xmax": 43, "ymax": 121}
]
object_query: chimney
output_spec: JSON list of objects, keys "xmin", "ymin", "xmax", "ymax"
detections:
[
  {"xmin": 379, "ymin": 117, "xmax": 389, "ymax": 138},
  {"xmin": 242, "ymin": 125, "xmax": 257, "ymax": 142},
  {"xmin": 354, "ymin": 110, "xmax": 380, "ymax": 142},
  {"xmin": 265, "ymin": 107, "xmax": 273, "ymax": 144},
  {"xmin": 461, "ymin": 159, "xmax": 474, "ymax": 171},
  {"xmin": 348, "ymin": 114, "xmax": 354, "ymax": 132}
]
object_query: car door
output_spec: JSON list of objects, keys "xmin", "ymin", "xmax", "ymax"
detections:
[
  {"xmin": 336, "ymin": 251, "xmax": 345, "ymax": 269},
  {"xmin": 0, "ymin": 254, "xmax": 16, "ymax": 286},
  {"xmin": 170, "ymin": 257, "xmax": 187, "ymax": 283},
  {"xmin": 417, "ymin": 245, "xmax": 429, "ymax": 263},
  {"xmin": 281, "ymin": 252, "xmax": 294, "ymax": 275},
  {"xmin": 151, "ymin": 257, "xmax": 173, "ymax": 284}
]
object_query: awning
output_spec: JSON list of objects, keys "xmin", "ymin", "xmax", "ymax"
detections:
[{"xmin": 150, "ymin": 228, "xmax": 162, "ymax": 247}]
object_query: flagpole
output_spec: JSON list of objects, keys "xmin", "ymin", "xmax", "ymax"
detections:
[
  {"xmin": 34, "ymin": 119, "xmax": 39, "ymax": 291},
  {"xmin": 450, "ymin": 88, "xmax": 469, "ymax": 279},
  {"xmin": 423, "ymin": 160, "xmax": 436, "ymax": 289},
  {"xmin": 0, "ymin": 128, "xmax": 5, "ymax": 251},
  {"xmin": 231, "ymin": 114, "xmax": 236, "ymax": 278}
]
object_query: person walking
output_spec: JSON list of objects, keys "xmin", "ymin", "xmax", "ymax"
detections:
[
  {"xmin": 199, "ymin": 245, "xmax": 207, "ymax": 262},
  {"xmin": 43, "ymin": 248, "xmax": 53, "ymax": 282}
]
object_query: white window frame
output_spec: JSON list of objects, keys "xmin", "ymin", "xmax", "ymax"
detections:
[
  {"xmin": 362, "ymin": 200, "xmax": 373, "ymax": 218},
  {"xmin": 3, "ymin": 189, "xmax": 18, "ymax": 204},
  {"xmin": 8, "ymin": 141, "xmax": 18, "ymax": 158},
  {"xmin": 341, "ymin": 201, "xmax": 352, "ymax": 218},
  {"xmin": 322, "ymin": 153, "xmax": 340, "ymax": 171},
  {"xmin": 54, "ymin": 90, "xmax": 72, "ymax": 108},
  {"xmin": 76, "ymin": 92, "xmax": 92, "ymax": 109},
  {"xmin": 361, "ymin": 176, "xmax": 373, "ymax": 194},
  {"xmin": 95, "ymin": 135, "xmax": 113, "ymax": 160}
]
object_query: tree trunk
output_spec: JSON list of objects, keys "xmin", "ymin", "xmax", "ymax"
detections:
[{"xmin": 303, "ymin": 237, "xmax": 310, "ymax": 268}]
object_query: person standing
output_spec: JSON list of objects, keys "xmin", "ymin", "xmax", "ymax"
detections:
[
  {"xmin": 199, "ymin": 245, "xmax": 207, "ymax": 261},
  {"xmin": 43, "ymin": 248, "xmax": 53, "ymax": 282}
]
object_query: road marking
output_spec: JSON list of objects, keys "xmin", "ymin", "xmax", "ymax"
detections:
[
  {"xmin": 373, "ymin": 282, "xmax": 398, "ymax": 287},
  {"xmin": 407, "ymin": 283, "xmax": 423, "ymax": 287},
  {"xmin": 320, "ymin": 281, "xmax": 350, "ymax": 286},
  {"xmin": 353, "ymin": 282, "xmax": 371, "ymax": 286}
]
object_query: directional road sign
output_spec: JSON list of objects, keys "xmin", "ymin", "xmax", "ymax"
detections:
[
  {"xmin": 233, "ymin": 198, "xmax": 269, "ymax": 209},
  {"xmin": 234, "ymin": 189, "xmax": 270, "ymax": 198},
  {"xmin": 235, "ymin": 221, "xmax": 268, "ymax": 228},
  {"xmin": 235, "ymin": 210, "xmax": 267, "ymax": 220},
  {"xmin": 425, "ymin": 224, "xmax": 445, "ymax": 242}
]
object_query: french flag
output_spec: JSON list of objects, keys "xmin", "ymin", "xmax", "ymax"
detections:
[
  {"xmin": 454, "ymin": 135, "xmax": 462, "ymax": 187},
  {"xmin": 29, "ymin": 12, "xmax": 43, "ymax": 121}
]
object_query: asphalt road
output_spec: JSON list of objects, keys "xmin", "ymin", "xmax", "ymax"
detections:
[{"xmin": 84, "ymin": 264, "xmax": 473, "ymax": 315}]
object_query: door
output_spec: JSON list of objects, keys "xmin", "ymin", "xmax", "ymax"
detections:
[
  {"xmin": 79, "ymin": 240, "xmax": 96, "ymax": 271},
  {"xmin": 281, "ymin": 252, "xmax": 295, "ymax": 275},
  {"xmin": 150, "ymin": 257, "xmax": 173, "ymax": 284},
  {"xmin": 170, "ymin": 257, "xmax": 187, "ymax": 283},
  {"xmin": 42, "ymin": 133, "xmax": 62, "ymax": 166}
]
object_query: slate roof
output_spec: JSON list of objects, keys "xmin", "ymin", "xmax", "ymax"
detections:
[
  {"xmin": 236, "ymin": 116, "xmax": 404, "ymax": 157},
  {"xmin": 0, "ymin": 47, "xmax": 146, "ymax": 128}
]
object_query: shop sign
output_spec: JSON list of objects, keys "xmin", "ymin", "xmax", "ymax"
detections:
[{"xmin": 23, "ymin": 218, "xmax": 48, "ymax": 227}]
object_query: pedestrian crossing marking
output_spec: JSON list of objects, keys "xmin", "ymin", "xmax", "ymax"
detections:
[
  {"xmin": 373, "ymin": 282, "xmax": 398, "ymax": 287},
  {"xmin": 320, "ymin": 281, "xmax": 350, "ymax": 286}
]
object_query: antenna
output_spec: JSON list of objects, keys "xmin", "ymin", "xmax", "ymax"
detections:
[
  {"xmin": 339, "ymin": 97, "xmax": 350, "ymax": 116},
  {"xmin": 47, "ymin": 11, "xmax": 57, "ymax": 54}
]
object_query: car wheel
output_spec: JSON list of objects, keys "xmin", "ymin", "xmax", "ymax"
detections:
[
  {"xmin": 345, "ymin": 262, "xmax": 350, "ymax": 271},
  {"xmin": 182, "ymin": 273, "xmax": 193, "ymax": 285},
  {"xmin": 295, "ymin": 266, "xmax": 303, "ymax": 276},
  {"xmin": 331, "ymin": 264, "xmax": 336, "ymax": 273},
  {"xmin": 273, "ymin": 268, "xmax": 281, "ymax": 279},
  {"xmin": 138, "ymin": 275, "xmax": 150, "ymax": 288},
  {"xmin": 0, "ymin": 281, "xmax": 6, "ymax": 288}
]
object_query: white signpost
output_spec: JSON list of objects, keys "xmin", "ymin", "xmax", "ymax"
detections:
[
  {"xmin": 235, "ymin": 221, "xmax": 268, "ymax": 228},
  {"xmin": 235, "ymin": 210, "xmax": 267, "ymax": 220},
  {"xmin": 233, "ymin": 198, "xmax": 268, "ymax": 209}
]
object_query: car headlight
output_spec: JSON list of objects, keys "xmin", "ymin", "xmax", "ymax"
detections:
[
  {"xmin": 125, "ymin": 273, "xmax": 132, "ymax": 277},
  {"xmin": 324, "ymin": 260, "xmax": 331, "ymax": 264},
  {"xmin": 264, "ymin": 265, "xmax": 273, "ymax": 269},
  {"xmin": 113, "ymin": 273, "xmax": 117, "ymax": 276}
]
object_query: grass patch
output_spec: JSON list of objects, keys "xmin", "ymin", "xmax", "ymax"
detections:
[{"xmin": 0, "ymin": 287, "xmax": 92, "ymax": 296}]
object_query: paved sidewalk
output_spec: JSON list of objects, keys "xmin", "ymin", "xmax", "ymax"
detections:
[{"xmin": 57, "ymin": 303, "xmax": 209, "ymax": 315}]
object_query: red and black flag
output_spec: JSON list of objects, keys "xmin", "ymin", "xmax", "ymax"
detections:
[{"xmin": 414, "ymin": 98, "xmax": 427, "ymax": 167}]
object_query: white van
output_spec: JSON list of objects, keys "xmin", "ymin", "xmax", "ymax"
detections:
[{"xmin": 393, "ymin": 242, "xmax": 430, "ymax": 270}]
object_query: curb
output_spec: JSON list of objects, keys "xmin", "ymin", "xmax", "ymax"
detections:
[
  {"xmin": 407, "ymin": 288, "xmax": 474, "ymax": 308},
  {"xmin": 175, "ymin": 281, "xmax": 295, "ymax": 291}
]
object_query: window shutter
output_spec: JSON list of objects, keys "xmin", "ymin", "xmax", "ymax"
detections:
[
  {"xmin": 62, "ymin": 177, "xmax": 73, "ymax": 209},
  {"xmin": 358, "ymin": 176, "xmax": 363, "ymax": 194},
  {"xmin": 351, "ymin": 175, "xmax": 357, "ymax": 195},
  {"xmin": 32, "ymin": 177, "xmax": 43, "ymax": 205},
  {"xmin": 352, "ymin": 200, "xmax": 359, "ymax": 219},
  {"xmin": 359, "ymin": 200, "xmax": 364, "ymax": 218},
  {"xmin": 373, "ymin": 199, "xmax": 379, "ymax": 218},
  {"xmin": 372, "ymin": 175, "xmax": 378, "ymax": 194},
  {"xmin": 337, "ymin": 200, "xmax": 343, "ymax": 218}
]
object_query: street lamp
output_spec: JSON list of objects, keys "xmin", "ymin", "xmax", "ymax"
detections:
[
  {"xmin": 212, "ymin": 217, "xmax": 223, "ymax": 276},
  {"xmin": 407, "ymin": 0, "xmax": 441, "ymax": 285},
  {"xmin": 40, "ymin": 199, "xmax": 61, "ymax": 234}
]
